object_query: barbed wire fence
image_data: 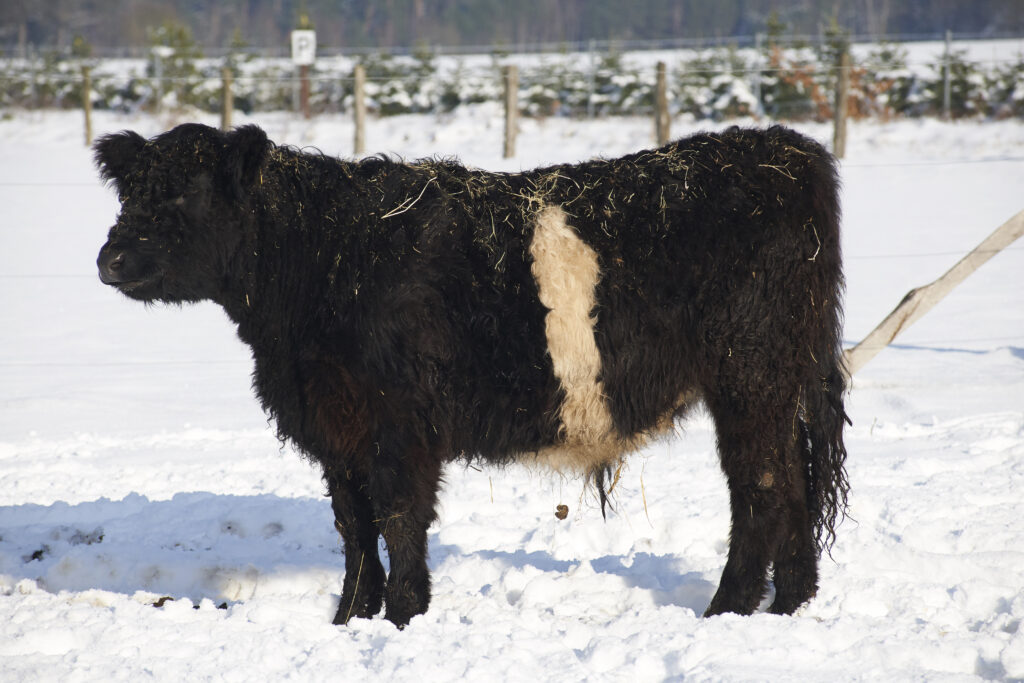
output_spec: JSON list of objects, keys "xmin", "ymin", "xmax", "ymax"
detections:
[{"xmin": 3, "ymin": 30, "xmax": 1024, "ymax": 155}]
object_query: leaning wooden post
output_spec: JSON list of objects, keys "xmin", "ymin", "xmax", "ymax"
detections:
[
  {"xmin": 81, "ymin": 64, "xmax": 93, "ymax": 146},
  {"xmin": 220, "ymin": 66, "xmax": 234, "ymax": 131},
  {"xmin": 833, "ymin": 50, "xmax": 850, "ymax": 159},
  {"xmin": 655, "ymin": 61, "xmax": 670, "ymax": 146},
  {"xmin": 844, "ymin": 209, "xmax": 1024, "ymax": 376},
  {"xmin": 503, "ymin": 64, "xmax": 518, "ymax": 159},
  {"xmin": 353, "ymin": 63, "xmax": 366, "ymax": 156}
]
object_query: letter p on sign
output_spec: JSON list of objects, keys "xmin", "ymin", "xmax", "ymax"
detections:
[{"xmin": 291, "ymin": 30, "xmax": 316, "ymax": 66}]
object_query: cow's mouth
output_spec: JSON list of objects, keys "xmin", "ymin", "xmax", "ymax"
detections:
[
  {"xmin": 111, "ymin": 279, "xmax": 147, "ymax": 291},
  {"xmin": 107, "ymin": 275, "xmax": 162, "ymax": 299}
]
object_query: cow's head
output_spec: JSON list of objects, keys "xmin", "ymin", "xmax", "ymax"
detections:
[{"xmin": 95, "ymin": 123, "xmax": 270, "ymax": 303}]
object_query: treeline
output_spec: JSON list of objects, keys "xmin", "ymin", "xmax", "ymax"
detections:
[{"xmin": 4, "ymin": 0, "xmax": 1024, "ymax": 54}]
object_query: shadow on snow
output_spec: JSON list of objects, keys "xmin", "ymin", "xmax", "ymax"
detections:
[{"xmin": 0, "ymin": 492, "xmax": 717, "ymax": 617}]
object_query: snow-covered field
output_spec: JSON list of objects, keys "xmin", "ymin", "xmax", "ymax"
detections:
[{"xmin": 1, "ymin": 107, "xmax": 1022, "ymax": 681}]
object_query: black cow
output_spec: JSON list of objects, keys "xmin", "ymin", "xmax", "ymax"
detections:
[{"xmin": 95, "ymin": 123, "xmax": 849, "ymax": 627}]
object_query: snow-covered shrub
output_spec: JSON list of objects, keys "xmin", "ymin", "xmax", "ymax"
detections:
[
  {"xmin": 920, "ymin": 49, "xmax": 988, "ymax": 118},
  {"xmin": 146, "ymin": 21, "xmax": 204, "ymax": 112},
  {"xmin": 676, "ymin": 50, "xmax": 757, "ymax": 120},
  {"xmin": 857, "ymin": 43, "xmax": 918, "ymax": 118},
  {"xmin": 760, "ymin": 45, "xmax": 829, "ymax": 121},
  {"xmin": 986, "ymin": 53, "xmax": 1024, "ymax": 119}
]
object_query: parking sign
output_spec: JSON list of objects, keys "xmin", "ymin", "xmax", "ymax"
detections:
[{"xmin": 291, "ymin": 30, "xmax": 316, "ymax": 66}]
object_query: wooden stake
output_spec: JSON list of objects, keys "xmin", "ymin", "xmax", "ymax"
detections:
[
  {"xmin": 81, "ymin": 64, "xmax": 93, "ymax": 146},
  {"xmin": 655, "ymin": 61, "xmax": 670, "ymax": 146},
  {"xmin": 220, "ymin": 66, "xmax": 233, "ymax": 131},
  {"xmin": 353, "ymin": 64, "xmax": 366, "ymax": 156},
  {"xmin": 300, "ymin": 64, "xmax": 311, "ymax": 119},
  {"xmin": 503, "ymin": 64, "xmax": 518, "ymax": 159},
  {"xmin": 844, "ymin": 209, "xmax": 1024, "ymax": 375},
  {"xmin": 943, "ymin": 29, "xmax": 953, "ymax": 120},
  {"xmin": 833, "ymin": 50, "xmax": 849, "ymax": 159}
]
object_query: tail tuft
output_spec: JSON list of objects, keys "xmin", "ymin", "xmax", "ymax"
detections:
[{"xmin": 804, "ymin": 359, "xmax": 851, "ymax": 553}]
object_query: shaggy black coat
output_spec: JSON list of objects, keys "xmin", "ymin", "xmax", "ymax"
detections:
[{"xmin": 95, "ymin": 122, "xmax": 849, "ymax": 627}]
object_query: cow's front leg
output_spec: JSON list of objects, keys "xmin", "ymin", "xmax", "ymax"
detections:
[
  {"xmin": 330, "ymin": 472, "xmax": 386, "ymax": 625},
  {"xmin": 370, "ymin": 448, "xmax": 443, "ymax": 628}
]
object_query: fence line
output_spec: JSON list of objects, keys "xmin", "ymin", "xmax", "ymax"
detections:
[
  {"xmin": 5, "ymin": 33, "xmax": 1022, "ymax": 122},
  {"xmin": 6, "ymin": 52, "xmax": 1013, "ymax": 157},
  {"xmin": 7, "ymin": 53, "xmax": 1024, "ymax": 88},
  {"xmin": 12, "ymin": 53, "xmax": 1017, "ymax": 85},
  {"xmin": 10, "ymin": 29, "xmax": 1024, "ymax": 60}
]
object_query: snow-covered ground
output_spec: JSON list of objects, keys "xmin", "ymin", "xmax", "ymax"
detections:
[{"xmin": 1, "ymin": 107, "xmax": 1022, "ymax": 681}]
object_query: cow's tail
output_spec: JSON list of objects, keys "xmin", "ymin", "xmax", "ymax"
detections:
[
  {"xmin": 801, "ymin": 349, "xmax": 851, "ymax": 555},
  {"xmin": 798, "ymin": 137, "xmax": 850, "ymax": 555}
]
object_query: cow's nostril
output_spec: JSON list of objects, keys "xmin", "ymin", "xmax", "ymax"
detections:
[{"xmin": 98, "ymin": 249, "xmax": 131, "ymax": 284}]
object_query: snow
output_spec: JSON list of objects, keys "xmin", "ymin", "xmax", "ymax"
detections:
[{"xmin": 1, "ymin": 107, "xmax": 1023, "ymax": 681}]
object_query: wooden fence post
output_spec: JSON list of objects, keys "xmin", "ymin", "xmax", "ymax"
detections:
[
  {"xmin": 943, "ymin": 29, "xmax": 953, "ymax": 120},
  {"xmin": 844, "ymin": 209, "xmax": 1024, "ymax": 376},
  {"xmin": 300, "ymin": 64, "xmax": 311, "ymax": 119},
  {"xmin": 833, "ymin": 50, "xmax": 849, "ymax": 159},
  {"xmin": 752, "ymin": 32, "xmax": 765, "ymax": 118},
  {"xmin": 655, "ymin": 61, "xmax": 670, "ymax": 146},
  {"xmin": 353, "ymin": 63, "xmax": 366, "ymax": 156},
  {"xmin": 220, "ymin": 66, "xmax": 233, "ymax": 131},
  {"xmin": 503, "ymin": 64, "xmax": 518, "ymax": 159},
  {"xmin": 153, "ymin": 50, "xmax": 162, "ymax": 116},
  {"xmin": 151, "ymin": 46, "xmax": 173, "ymax": 116},
  {"xmin": 587, "ymin": 39, "xmax": 597, "ymax": 119},
  {"xmin": 81, "ymin": 64, "xmax": 93, "ymax": 146}
]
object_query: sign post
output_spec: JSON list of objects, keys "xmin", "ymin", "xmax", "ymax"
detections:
[{"xmin": 291, "ymin": 30, "xmax": 316, "ymax": 119}]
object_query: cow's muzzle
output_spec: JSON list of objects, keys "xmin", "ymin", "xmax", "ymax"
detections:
[
  {"xmin": 97, "ymin": 244, "xmax": 152, "ymax": 292},
  {"xmin": 97, "ymin": 246, "xmax": 127, "ymax": 285}
]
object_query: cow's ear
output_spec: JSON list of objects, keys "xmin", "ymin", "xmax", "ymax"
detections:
[
  {"xmin": 221, "ymin": 125, "xmax": 270, "ymax": 197},
  {"xmin": 94, "ymin": 130, "xmax": 146, "ymax": 193}
]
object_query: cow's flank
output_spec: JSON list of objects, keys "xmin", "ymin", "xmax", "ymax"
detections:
[{"xmin": 95, "ymin": 123, "xmax": 849, "ymax": 627}]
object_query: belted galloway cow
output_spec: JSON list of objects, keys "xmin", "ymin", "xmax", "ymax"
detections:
[{"xmin": 95, "ymin": 123, "xmax": 849, "ymax": 627}]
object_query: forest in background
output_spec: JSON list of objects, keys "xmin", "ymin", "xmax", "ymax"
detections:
[{"xmin": 4, "ymin": 0, "xmax": 1024, "ymax": 54}]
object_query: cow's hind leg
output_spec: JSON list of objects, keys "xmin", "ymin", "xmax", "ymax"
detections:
[
  {"xmin": 767, "ymin": 421, "xmax": 819, "ymax": 615},
  {"xmin": 369, "ymin": 448, "xmax": 443, "ymax": 628},
  {"xmin": 330, "ymin": 473, "xmax": 386, "ymax": 625},
  {"xmin": 703, "ymin": 391, "xmax": 805, "ymax": 617}
]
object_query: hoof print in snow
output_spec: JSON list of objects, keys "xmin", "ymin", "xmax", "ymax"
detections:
[
  {"xmin": 68, "ymin": 527, "xmax": 104, "ymax": 546},
  {"xmin": 220, "ymin": 521, "xmax": 243, "ymax": 536},
  {"xmin": 23, "ymin": 545, "xmax": 50, "ymax": 563},
  {"xmin": 262, "ymin": 522, "xmax": 284, "ymax": 538}
]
